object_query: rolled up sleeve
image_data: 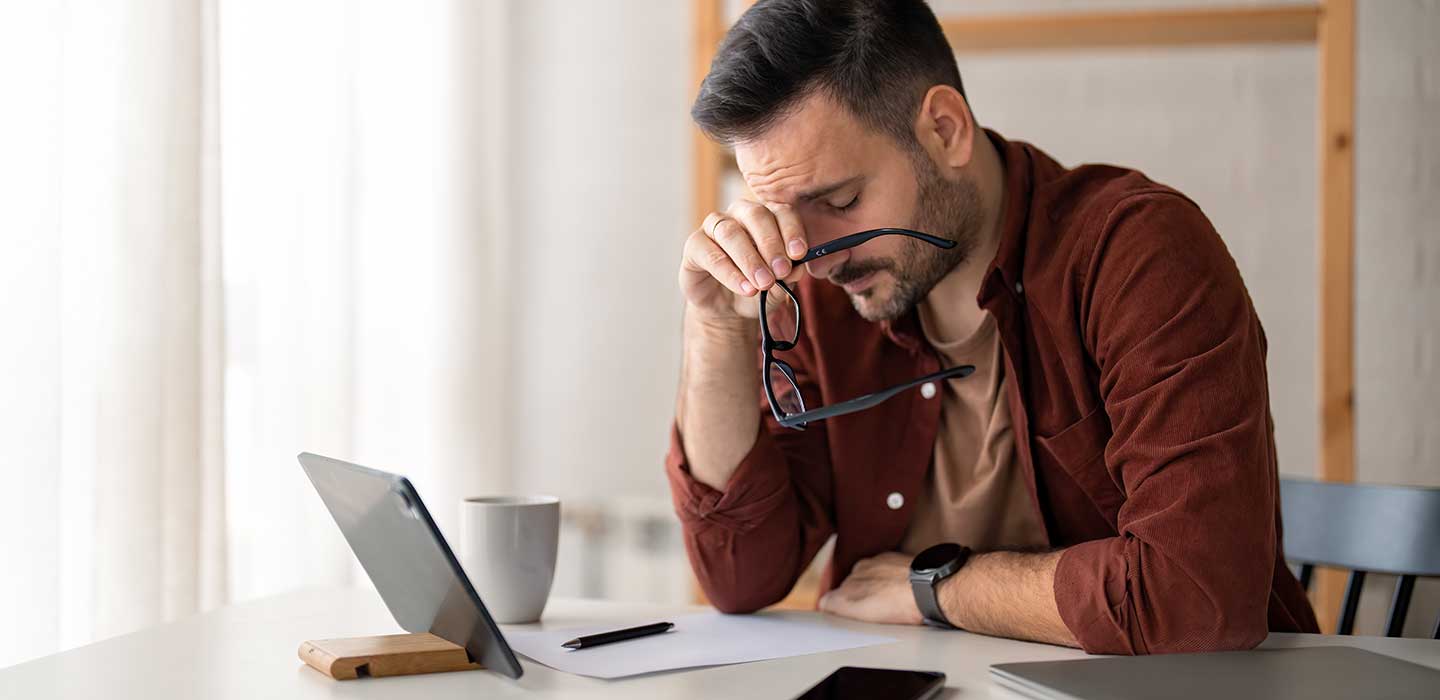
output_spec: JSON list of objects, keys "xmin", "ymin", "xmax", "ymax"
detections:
[
  {"xmin": 664, "ymin": 347, "xmax": 834, "ymax": 614},
  {"xmin": 665, "ymin": 423, "xmax": 794, "ymax": 536},
  {"xmin": 1054, "ymin": 193, "xmax": 1276, "ymax": 655}
]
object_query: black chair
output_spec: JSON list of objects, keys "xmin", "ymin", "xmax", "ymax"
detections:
[{"xmin": 1281, "ymin": 478, "xmax": 1440, "ymax": 638}]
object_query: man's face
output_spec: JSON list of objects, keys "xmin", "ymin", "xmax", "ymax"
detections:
[{"xmin": 734, "ymin": 92, "xmax": 982, "ymax": 321}]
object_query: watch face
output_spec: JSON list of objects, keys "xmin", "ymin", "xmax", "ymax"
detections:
[{"xmin": 912, "ymin": 543, "xmax": 963, "ymax": 573}]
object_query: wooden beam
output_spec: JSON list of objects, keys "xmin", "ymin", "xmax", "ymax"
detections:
[
  {"xmin": 691, "ymin": 0, "xmax": 727, "ymax": 227},
  {"xmin": 942, "ymin": 5, "xmax": 1319, "ymax": 53},
  {"xmin": 1313, "ymin": 0, "xmax": 1356, "ymax": 634},
  {"xmin": 1317, "ymin": 2, "xmax": 1356, "ymax": 485}
]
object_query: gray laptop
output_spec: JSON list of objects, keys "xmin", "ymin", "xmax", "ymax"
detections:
[{"xmin": 990, "ymin": 646, "xmax": 1440, "ymax": 700}]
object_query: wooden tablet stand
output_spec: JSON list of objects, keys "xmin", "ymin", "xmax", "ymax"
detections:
[{"xmin": 299, "ymin": 632, "xmax": 484, "ymax": 680}]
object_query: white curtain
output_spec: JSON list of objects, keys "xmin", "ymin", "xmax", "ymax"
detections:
[
  {"xmin": 218, "ymin": 0, "xmax": 511, "ymax": 601},
  {"xmin": 0, "ymin": 0, "xmax": 225, "ymax": 667},
  {"xmin": 0, "ymin": 0, "xmax": 509, "ymax": 667}
]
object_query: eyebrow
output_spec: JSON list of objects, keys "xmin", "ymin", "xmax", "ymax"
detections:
[{"xmin": 796, "ymin": 175, "xmax": 864, "ymax": 203}]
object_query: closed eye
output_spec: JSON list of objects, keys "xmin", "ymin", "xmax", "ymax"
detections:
[{"xmin": 829, "ymin": 194, "xmax": 859, "ymax": 213}]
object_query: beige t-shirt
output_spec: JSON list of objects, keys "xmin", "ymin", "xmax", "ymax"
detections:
[{"xmin": 899, "ymin": 307, "xmax": 1050, "ymax": 554}]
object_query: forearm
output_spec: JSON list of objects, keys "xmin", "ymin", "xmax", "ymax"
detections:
[
  {"xmin": 669, "ymin": 317, "xmax": 828, "ymax": 612},
  {"xmin": 676, "ymin": 305, "xmax": 762, "ymax": 491},
  {"xmin": 938, "ymin": 550, "xmax": 1078, "ymax": 647},
  {"xmin": 679, "ymin": 489, "xmax": 821, "ymax": 614}
]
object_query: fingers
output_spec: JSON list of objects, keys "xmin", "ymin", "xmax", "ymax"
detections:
[
  {"xmin": 769, "ymin": 202, "xmax": 809, "ymax": 263},
  {"xmin": 818, "ymin": 591, "xmax": 835, "ymax": 612},
  {"xmin": 818, "ymin": 560, "xmax": 923, "ymax": 625},
  {"xmin": 817, "ymin": 581, "xmax": 867, "ymax": 620},
  {"xmin": 682, "ymin": 200, "xmax": 812, "ymax": 310},
  {"xmin": 818, "ymin": 584, "xmax": 854, "ymax": 613},
  {"xmin": 683, "ymin": 228, "xmax": 755, "ymax": 297},
  {"xmin": 727, "ymin": 200, "xmax": 792, "ymax": 283},
  {"xmin": 848, "ymin": 553, "xmax": 908, "ymax": 579},
  {"xmin": 704, "ymin": 210, "xmax": 774, "ymax": 292}
]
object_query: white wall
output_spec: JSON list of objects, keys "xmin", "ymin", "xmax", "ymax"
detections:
[
  {"xmin": 504, "ymin": 0, "xmax": 692, "ymax": 504},
  {"xmin": 1351, "ymin": 0, "xmax": 1440, "ymax": 638},
  {"xmin": 1354, "ymin": 0, "xmax": 1440, "ymax": 490},
  {"xmin": 499, "ymin": 0, "xmax": 695, "ymax": 602}
]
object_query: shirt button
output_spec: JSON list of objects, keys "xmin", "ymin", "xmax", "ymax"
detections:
[
  {"xmin": 1015, "ymin": 281, "xmax": 1024, "ymax": 294},
  {"xmin": 920, "ymin": 382, "xmax": 937, "ymax": 399},
  {"xmin": 886, "ymin": 492, "xmax": 905, "ymax": 510}
]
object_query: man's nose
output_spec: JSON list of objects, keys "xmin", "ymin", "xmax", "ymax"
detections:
[
  {"xmin": 796, "ymin": 222, "xmax": 850, "ymax": 279},
  {"xmin": 803, "ymin": 249, "xmax": 851, "ymax": 280}
]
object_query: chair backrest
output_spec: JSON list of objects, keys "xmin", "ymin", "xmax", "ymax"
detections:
[{"xmin": 1280, "ymin": 478, "xmax": 1440, "ymax": 638}]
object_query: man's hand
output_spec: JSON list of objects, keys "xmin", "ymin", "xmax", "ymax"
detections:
[
  {"xmin": 817, "ymin": 549, "xmax": 1079, "ymax": 647},
  {"xmin": 679, "ymin": 200, "xmax": 808, "ymax": 323},
  {"xmin": 817, "ymin": 552, "xmax": 923, "ymax": 625},
  {"xmin": 675, "ymin": 199, "xmax": 810, "ymax": 492}
]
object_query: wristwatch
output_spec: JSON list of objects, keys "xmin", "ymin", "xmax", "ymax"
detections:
[{"xmin": 909, "ymin": 543, "xmax": 971, "ymax": 629}]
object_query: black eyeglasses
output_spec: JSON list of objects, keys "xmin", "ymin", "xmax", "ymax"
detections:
[{"xmin": 760, "ymin": 228, "xmax": 976, "ymax": 430}]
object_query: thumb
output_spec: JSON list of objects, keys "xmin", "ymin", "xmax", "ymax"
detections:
[{"xmin": 782, "ymin": 259, "xmax": 808, "ymax": 285}]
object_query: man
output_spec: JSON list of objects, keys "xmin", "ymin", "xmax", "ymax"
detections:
[{"xmin": 666, "ymin": 0, "xmax": 1318, "ymax": 655}]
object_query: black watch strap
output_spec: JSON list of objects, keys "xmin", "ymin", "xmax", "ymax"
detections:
[
  {"xmin": 910, "ymin": 577, "xmax": 954, "ymax": 629},
  {"xmin": 909, "ymin": 543, "xmax": 971, "ymax": 629}
]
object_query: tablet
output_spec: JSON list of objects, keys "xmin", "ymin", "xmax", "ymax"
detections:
[{"xmin": 298, "ymin": 452, "xmax": 524, "ymax": 679}]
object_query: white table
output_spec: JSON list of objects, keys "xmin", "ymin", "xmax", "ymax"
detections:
[{"xmin": 4, "ymin": 587, "xmax": 1439, "ymax": 698}]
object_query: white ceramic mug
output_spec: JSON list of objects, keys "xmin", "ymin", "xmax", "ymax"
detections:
[{"xmin": 459, "ymin": 495, "xmax": 560, "ymax": 624}]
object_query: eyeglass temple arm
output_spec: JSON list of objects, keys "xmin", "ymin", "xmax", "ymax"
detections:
[
  {"xmin": 796, "ymin": 228, "xmax": 956, "ymax": 265},
  {"xmin": 777, "ymin": 364, "xmax": 975, "ymax": 428}
]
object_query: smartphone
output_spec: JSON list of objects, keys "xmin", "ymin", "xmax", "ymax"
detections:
[{"xmin": 793, "ymin": 666, "xmax": 946, "ymax": 700}]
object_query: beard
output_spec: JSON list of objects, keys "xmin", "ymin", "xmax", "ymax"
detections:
[{"xmin": 831, "ymin": 156, "xmax": 983, "ymax": 322}]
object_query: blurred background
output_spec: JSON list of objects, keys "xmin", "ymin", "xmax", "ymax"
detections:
[{"xmin": 1, "ymin": 0, "xmax": 1436, "ymax": 669}]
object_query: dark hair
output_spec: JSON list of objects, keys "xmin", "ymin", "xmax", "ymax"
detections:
[{"xmin": 691, "ymin": 0, "xmax": 965, "ymax": 148}]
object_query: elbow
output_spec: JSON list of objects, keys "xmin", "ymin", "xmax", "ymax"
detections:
[
  {"xmin": 1140, "ymin": 617, "xmax": 1267, "ymax": 655},
  {"xmin": 1086, "ymin": 611, "xmax": 1267, "ymax": 656},
  {"xmin": 700, "ymin": 578, "xmax": 790, "ymax": 614},
  {"xmin": 1132, "ymin": 594, "xmax": 1270, "ymax": 655},
  {"xmin": 692, "ymin": 558, "xmax": 797, "ymax": 614},
  {"xmin": 1190, "ymin": 613, "xmax": 1268, "ymax": 653},
  {"xmin": 1060, "ymin": 537, "xmax": 1273, "ymax": 656},
  {"xmin": 682, "ymin": 529, "xmax": 801, "ymax": 615},
  {"xmin": 708, "ymin": 594, "xmax": 769, "ymax": 615},
  {"xmin": 1073, "ymin": 578, "xmax": 1271, "ymax": 655}
]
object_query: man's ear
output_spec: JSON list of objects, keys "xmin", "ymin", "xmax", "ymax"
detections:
[{"xmin": 914, "ymin": 85, "xmax": 976, "ymax": 174}]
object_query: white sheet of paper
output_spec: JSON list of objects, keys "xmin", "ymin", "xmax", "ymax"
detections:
[{"xmin": 502, "ymin": 612, "xmax": 897, "ymax": 679}]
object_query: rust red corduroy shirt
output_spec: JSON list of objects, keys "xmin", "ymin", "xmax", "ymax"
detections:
[{"xmin": 665, "ymin": 131, "xmax": 1319, "ymax": 655}]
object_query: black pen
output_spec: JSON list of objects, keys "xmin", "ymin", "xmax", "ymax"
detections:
[{"xmin": 561, "ymin": 621, "xmax": 675, "ymax": 650}]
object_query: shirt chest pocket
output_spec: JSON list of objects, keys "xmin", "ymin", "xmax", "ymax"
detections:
[{"xmin": 1034, "ymin": 405, "xmax": 1124, "ymax": 523}]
